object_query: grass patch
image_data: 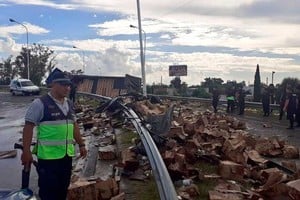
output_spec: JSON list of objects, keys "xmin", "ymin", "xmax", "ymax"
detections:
[
  {"xmin": 120, "ymin": 128, "xmax": 138, "ymax": 145},
  {"xmin": 193, "ymin": 161, "xmax": 255, "ymax": 199},
  {"xmin": 196, "ymin": 179, "xmax": 218, "ymax": 200},
  {"xmin": 194, "ymin": 161, "xmax": 218, "ymax": 174},
  {"xmin": 194, "ymin": 161, "xmax": 219, "ymax": 200},
  {"xmin": 129, "ymin": 176, "xmax": 160, "ymax": 200}
]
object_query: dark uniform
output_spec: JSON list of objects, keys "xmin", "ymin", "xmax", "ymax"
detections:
[
  {"xmin": 279, "ymin": 92, "xmax": 286, "ymax": 120},
  {"xmin": 296, "ymin": 86, "xmax": 300, "ymax": 126},
  {"xmin": 69, "ymin": 82, "xmax": 77, "ymax": 103},
  {"xmin": 211, "ymin": 88, "xmax": 219, "ymax": 113},
  {"xmin": 226, "ymin": 89, "xmax": 235, "ymax": 113},
  {"xmin": 261, "ymin": 88, "xmax": 270, "ymax": 116},
  {"xmin": 285, "ymin": 93, "xmax": 298, "ymax": 129},
  {"xmin": 237, "ymin": 89, "xmax": 245, "ymax": 115}
]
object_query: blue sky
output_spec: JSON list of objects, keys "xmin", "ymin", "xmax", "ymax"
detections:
[{"xmin": 1, "ymin": 0, "xmax": 300, "ymax": 85}]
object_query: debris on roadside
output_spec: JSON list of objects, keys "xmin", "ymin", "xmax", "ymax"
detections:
[
  {"xmin": 0, "ymin": 150, "xmax": 17, "ymax": 159},
  {"xmin": 68, "ymin": 177, "xmax": 120, "ymax": 200},
  {"xmin": 68, "ymin": 96, "xmax": 300, "ymax": 200},
  {"xmin": 122, "ymin": 98, "xmax": 300, "ymax": 199},
  {"xmin": 68, "ymin": 102, "xmax": 125, "ymax": 200},
  {"xmin": 263, "ymin": 123, "xmax": 272, "ymax": 128}
]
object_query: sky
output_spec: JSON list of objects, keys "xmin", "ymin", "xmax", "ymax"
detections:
[{"xmin": 0, "ymin": 0, "xmax": 300, "ymax": 86}]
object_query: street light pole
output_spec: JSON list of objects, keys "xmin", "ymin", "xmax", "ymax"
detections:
[
  {"xmin": 73, "ymin": 46, "xmax": 85, "ymax": 73},
  {"xmin": 130, "ymin": 24, "xmax": 146, "ymax": 65},
  {"xmin": 9, "ymin": 18, "xmax": 30, "ymax": 80},
  {"xmin": 271, "ymin": 71, "xmax": 275, "ymax": 84},
  {"xmin": 134, "ymin": 0, "xmax": 147, "ymax": 96}
]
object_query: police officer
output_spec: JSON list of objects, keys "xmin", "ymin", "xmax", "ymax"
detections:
[
  {"xmin": 237, "ymin": 87, "xmax": 246, "ymax": 115},
  {"xmin": 21, "ymin": 69, "xmax": 87, "ymax": 200},
  {"xmin": 211, "ymin": 87, "xmax": 220, "ymax": 113},
  {"xmin": 261, "ymin": 87, "xmax": 270, "ymax": 116},
  {"xmin": 226, "ymin": 87, "xmax": 235, "ymax": 113},
  {"xmin": 284, "ymin": 86, "xmax": 298, "ymax": 129}
]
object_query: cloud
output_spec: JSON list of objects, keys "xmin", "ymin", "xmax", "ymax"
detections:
[
  {"xmin": 0, "ymin": 36, "xmax": 22, "ymax": 57},
  {"xmin": 1, "ymin": 0, "xmax": 300, "ymax": 85},
  {"xmin": 53, "ymin": 45, "xmax": 140, "ymax": 77},
  {"xmin": 89, "ymin": 15, "xmax": 300, "ymax": 56},
  {"xmin": 1, "ymin": 23, "xmax": 49, "ymax": 36},
  {"xmin": 5, "ymin": 0, "xmax": 77, "ymax": 10}
]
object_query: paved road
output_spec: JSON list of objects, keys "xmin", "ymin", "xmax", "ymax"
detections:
[
  {"xmin": 0, "ymin": 92, "xmax": 38, "ymax": 193},
  {"xmin": 236, "ymin": 113, "xmax": 300, "ymax": 146}
]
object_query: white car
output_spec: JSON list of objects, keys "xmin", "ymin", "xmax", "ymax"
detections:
[{"xmin": 9, "ymin": 79, "xmax": 40, "ymax": 96}]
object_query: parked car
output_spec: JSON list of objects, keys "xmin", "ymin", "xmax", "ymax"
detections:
[{"xmin": 9, "ymin": 79, "xmax": 40, "ymax": 96}]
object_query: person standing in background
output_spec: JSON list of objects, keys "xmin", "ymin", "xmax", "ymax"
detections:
[
  {"xmin": 69, "ymin": 80, "xmax": 77, "ymax": 103},
  {"xmin": 211, "ymin": 87, "xmax": 220, "ymax": 113},
  {"xmin": 261, "ymin": 87, "xmax": 270, "ymax": 117},
  {"xmin": 226, "ymin": 87, "xmax": 235, "ymax": 113},
  {"xmin": 283, "ymin": 86, "xmax": 298, "ymax": 129},
  {"xmin": 296, "ymin": 85, "xmax": 300, "ymax": 127},
  {"xmin": 237, "ymin": 87, "xmax": 246, "ymax": 115},
  {"xmin": 269, "ymin": 84, "xmax": 275, "ymax": 113},
  {"xmin": 278, "ymin": 86, "xmax": 287, "ymax": 120}
]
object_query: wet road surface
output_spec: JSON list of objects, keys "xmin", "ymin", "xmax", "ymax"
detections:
[{"xmin": 0, "ymin": 92, "xmax": 38, "ymax": 193}]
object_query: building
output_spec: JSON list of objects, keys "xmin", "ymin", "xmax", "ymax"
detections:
[{"xmin": 73, "ymin": 74, "xmax": 141, "ymax": 98}]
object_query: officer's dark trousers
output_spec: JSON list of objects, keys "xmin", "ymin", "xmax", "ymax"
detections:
[
  {"xmin": 262, "ymin": 103, "xmax": 270, "ymax": 116},
  {"xmin": 212, "ymin": 100, "xmax": 219, "ymax": 113},
  {"xmin": 287, "ymin": 112, "xmax": 295, "ymax": 129},
  {"xmin": 239, "ymin": 101, "xmax": 245, "ymax": 115},
  {"xmin": 227, "ymin": 100, "xmax": 234, "ymax": 113},
  {"xmin": 37, "ymin": 156, "xmax": 72, "ymax": 200}
]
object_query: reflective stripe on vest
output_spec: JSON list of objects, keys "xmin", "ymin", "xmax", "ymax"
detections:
[
  {"xmin": 40, "ymin": 119, "xmax": 75, "ymax": 125},
  {"xmin": 227, "ymin": 96, "xmax": 234, "ymax": 100},
  {"xmin": 38, "ymin": 139, "xmax": 75, "ymax": 146}
]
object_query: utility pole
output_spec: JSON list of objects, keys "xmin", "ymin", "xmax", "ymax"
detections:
[
  {"xmin": 73, "ymin": 46, "xmax": 85, "ymax": 73},
  {"xmin": 136, "ymin": 0, "xmax": 147, "ymax": 96},
  {"xmin": 9, "ymin": 18, "xmax": 30, "ymax": 80},
  {"xmin": 271, "ymin": 71, "xmax": 275, "ymax": 84}
]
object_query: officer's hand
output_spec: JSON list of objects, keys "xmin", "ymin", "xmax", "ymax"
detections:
[
  {"xmin": 21, "ymin": 151, "xmax": 33, "ymax": 166},
  {"xmin": 79, "ymin": 146, "xmax": 87, "ymax": 158}
]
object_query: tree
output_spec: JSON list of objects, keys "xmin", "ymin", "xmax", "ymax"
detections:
[
  {"xmin": 0, "ymin": 56, "xmax": 18, "ymax": 84},
  {"xmin": 201, "ymin": 77, "xmax": 224, "ymax": 92},
  {"xmin": 14, "ymin": 44, "xmax": 55, "ymax": 85},
  {"xmin": 253, "ymin": 64, "xmax": 261, "ymax": 102},
  {"xmin": 179, "ymin": 82, "xmax": 188, "ymax": 96},
  {"xmin": 281, "ymin": 77, "xmax": 299, "ymax": 90},
  {"xmin": 191, "ymin": 86, "xmax": 210, "ymax": 98},
  {"xmin": 170, "ymin": 76, "xmax": 181, "ymax": 89}
]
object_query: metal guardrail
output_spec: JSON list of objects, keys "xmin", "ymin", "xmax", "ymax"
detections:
[
  {"xmin": 78, "ymin": 92, "xmax": 178, "ymax": 200},
  {"xmin": 122, "ymin": 107, "xmax": 178, "ymax": 200},
  {"xmin": 149, "ymin": 94, "xmax": 280, "ymax": 110}
]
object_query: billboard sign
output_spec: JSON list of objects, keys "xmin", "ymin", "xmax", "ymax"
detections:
[{"xmin": 169, "ymin": 65, "xmax": 187, "ymax": 76}]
